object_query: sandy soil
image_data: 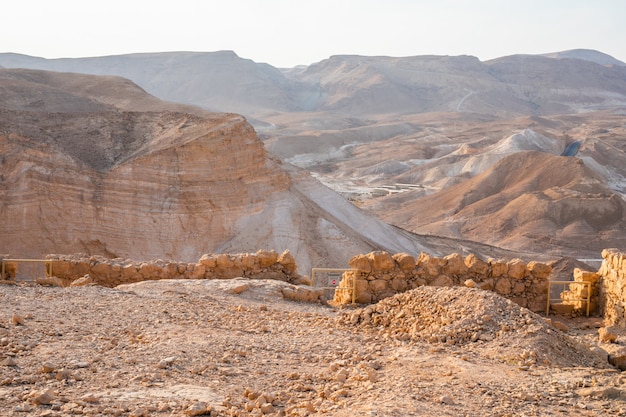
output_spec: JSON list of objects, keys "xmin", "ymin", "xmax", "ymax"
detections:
[{"xmin": 1, "ymin": 278, "xmax": 625, "ymax": 416}]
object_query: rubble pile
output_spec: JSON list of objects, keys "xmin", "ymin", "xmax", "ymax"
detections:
[{"xmin": 340, "ymin": 286, "xmax": 609, "ymax": 368}]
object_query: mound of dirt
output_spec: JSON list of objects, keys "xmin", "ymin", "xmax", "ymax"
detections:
[{"xmin": 340, "ymin": 286, "xmax": 609, "ymax": 369}]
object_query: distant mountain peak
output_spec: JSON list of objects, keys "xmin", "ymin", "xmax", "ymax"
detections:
[{"xmin": 541, "ymin": 49, "xmax": 626, "ymax": 67}]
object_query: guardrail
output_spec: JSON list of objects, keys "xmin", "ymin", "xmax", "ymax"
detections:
[
  {"xmin": 546, "ymin": 280, "xmax": 591, "ymax": 317},
  {"xmin": 311, "ymin": 268, "xmax": 356, "ymax": 304},
  {"xmin": 1, "ymin": 259, "xmax": 54, "ymax": 281}
]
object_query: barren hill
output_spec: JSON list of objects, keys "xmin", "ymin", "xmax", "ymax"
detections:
[
  {"xmin": 0, "ymin": 68, "xmax": 439, "ymax": 272},
  {"xmin": 2, "ymin": 50, "xmax": 626, "ymax": 259},
  {"xmin": 375, "ymin": 151, "xmax": 626, "ymax": 256}
]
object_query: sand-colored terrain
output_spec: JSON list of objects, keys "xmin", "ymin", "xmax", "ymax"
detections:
[{"xmin": 1, "ymin": 279, "xmax": 625, "ymax": 416}]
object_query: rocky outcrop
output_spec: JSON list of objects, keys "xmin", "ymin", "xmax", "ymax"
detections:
[
  {"xmin": 0, "ymin": 69, "xmax": 434, "ymax": 273},
  {"xmin": 333, "ymin": 251, "xmax": 550, "ymax": 312}
]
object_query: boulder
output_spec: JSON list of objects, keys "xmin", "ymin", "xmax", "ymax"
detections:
[
  {"xmin": 527, "ymin": 261, "xmax": 552, "ymax": 279},
  {"xmin": 465, "ymin": 254, "xmax": 489, "ymax": 275},
  {"xmin": 368, "ymin": 251, "xmax": 395, "ymax": 271},
  {"xmin": 392, "ymin": 253, "xmax": 416, "ymax": 272},
  {"xmin": 507, "ymin": 259, "xmax": 528, "ymax": 279}
]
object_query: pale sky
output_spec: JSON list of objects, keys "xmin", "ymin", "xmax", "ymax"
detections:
[{"xmin": 3, "ymin": 0, "xmax": 625, "ymax": 68}]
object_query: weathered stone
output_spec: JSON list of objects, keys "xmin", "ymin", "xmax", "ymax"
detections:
[
  {"xmin": 70, "ymin": 274, "xmax": 94, "ymax": 287},
  {"xmin": 198, "ymin": 254, "xmax": 217, "ymax": 268},
  {"xmin": 444, "ymin": 253, "xmax": 468, "ymax": 275},
  {"xmin": 464, "ymin": 279, "xmax": 477, "ymax": 288},
  {"xmin": 349, "ymin": 254, "xmax": 372, "ymax": 273},
  {"xmin": 527, "ymin": 261, "xmax": 552, "ymax": 279},
  {"xmin": 489, "ymin": 260, "xmax": 508, "ymax": 277},
  {"xmin": 599, "ymin": 326, "xmax": 618, "ymax": 343},
  {"xmin": 369, "ymin": 279, "xmax": 388, "ymax": 293},
  {"xmin": 507, "ymin": 259, "xmax": 528, "ymax": 279},
  {"xmin": 494, "ymin": 278, "xmax": 511, "ymax": 295},
  {"xmin": 281, "ymin": 286, "xmax": 323, "ymax": 303},
  {"xmin": 256, "ymin": 250, "xmax": 278, "ymax": 268},
  {"xmin": 368, "ymin": 251, "xmax": 395, "ymax": 271},
  {"xmin": 465, "ymin": 254, "xmax": 489, "ymax": 275},
  {"xmin": 278, "ymin": 250, "xmax": 297, "ymax": 275},
  {"xmin": 431, "ymin": 275, "xmax": 453, "ymax": 287},
  {"xmin": 185, "ymin": 401, "xmax": 212, "ymax": 416},
  {"xmin": 393, "ymin": 253, "xmax": 416, "ymax": 272},
  {"xmin": 573, "ymin": 268, "xmax": 600, "ymax": 283},
  {"xmin": 30, "ymin": 389, "xmax": 56, "ymax": 405}
]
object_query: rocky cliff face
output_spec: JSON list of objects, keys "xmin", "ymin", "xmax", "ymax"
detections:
[{"xmin": 0, "ymin": 69, "xmax": 433, "ymax": 273}]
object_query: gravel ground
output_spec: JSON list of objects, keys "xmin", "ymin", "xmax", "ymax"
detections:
[{"xmin": 1, "ymin": 279, "xmax": 625, "ymax": 416}]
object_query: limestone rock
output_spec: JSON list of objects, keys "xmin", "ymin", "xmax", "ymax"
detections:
[
  {"xmin": 185, "ymin": 401, "xmax": 212, "ymax": 416},
  {"xmin": 368, "ymin": 251, "xmax": 395, "ymax": 271},
  {"xmin": 393, "ymin": 253, "xmax": 416, "ymax": 272},
  {"xmin": 349, "ymin": 254, "xmax": 372, "ymax": 273},
  {"xmin": 465, "ymin": 254, "xmax": 488, "ymax": 275},
  {"xmin": 70, "ymin": 274, "xmax": 94, "ymax": 287},
  {"xmin": 444, "ymin": 253, "xmax": 468, "ymax": 275},
  {"xmin": 30, "ymin": 389, "xmax": 56, "ymax": 405},
  {"xmin": 527, "ymin": 261, "xmax": 552, "ymax": 279},
  {"xmin": 599, "ymin": 326, "xmax": 618, "ymax": 343},
  {"xmin": 507, "ymin": 259, "xmax": 528, "ymax": 279},
  {"xmin": 604, "ymin": 344, "xmax": 626, "ymax": 371}
]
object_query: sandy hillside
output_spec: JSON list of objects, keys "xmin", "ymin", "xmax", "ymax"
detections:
[{"xmin": 1, "ymin": 279, "xmax": 625, "ymax": 416}]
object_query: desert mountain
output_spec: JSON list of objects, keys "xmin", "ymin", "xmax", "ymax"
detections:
[
  {"xmin": 376, "ymin": 150, "xmax": 626, "ymax": 257},
  {"xmin": 2, "ymin": 50, "xmax": 626, "ymax": 259},
  {"xmin": 0, "ymin": 68, "xmax": 441, "ymax": 273},
  {"xmin": 1, "ymin": 49, "xmax": 625, "ymax": 120}
]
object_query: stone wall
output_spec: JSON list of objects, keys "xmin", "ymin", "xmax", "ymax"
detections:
[
  {"xmin": 333, "ymin": 251, "xmax": 551, "ymax": 313},
  {"xmin": 597, "ymin": 248, "xmax": 626, "ymax": 327},
  {"xmin": 42, "ymin": 250, "xmax": 303, "ymax": 287}
]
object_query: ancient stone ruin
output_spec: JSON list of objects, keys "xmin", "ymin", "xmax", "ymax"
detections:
[
  {"xmin": 332, "ymin": 251, "xmax": 551, "ymax": 312},
  {"xmin": 2, "ymin": 248, "xmax": 625, "ymax": 326},
  {"xmin": 3, "ymin": 250, "xmax": 304, "ymax": 288},
  {"xmin": 332, "ymin": 249, "xmax": 626, "ymax": 327}
]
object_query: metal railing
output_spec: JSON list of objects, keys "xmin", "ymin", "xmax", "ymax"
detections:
[
  {"xmin": 1, "ymin": 259, "xmax": 55, "ymax": 281},
  {"xmin": 311, "ymin": 268, "xmax": 356, "ymax": 304},
  {"xmin": 546, "ymin": 280, "xmax": 591, "ymax": 317}
]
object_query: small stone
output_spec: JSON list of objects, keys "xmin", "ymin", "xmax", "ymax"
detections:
[
  {"xmin": 31, "ymin": 389, "xmax": 56, "ymax": 405},
  {"xmin": 40, "ymin": 363, "xmax": 57, "ymax": 373},
  {"xmin": 13, "ymin": 403, "xmax": 33, "ymax": 413},
  {"xmin": 260, "ymin": 403, "xmax": 275, "ymax": 414},
  {"xmin": 55, "ymin": 370, "xmax": 72, "ymax": 381},
  {"xmin": 81, "ymin": 393, "xmax": 100, "ymax": 403},
  {"xmin": 599, "ymin": 326, "xmax": 618, "ymax": 343},
  {"xmin": 129, "ymin": 407, "xmax": 149, "ymax": 417},
  {"xmin": 184, "ymin": 401, "xmax": 212, "ymax": 416},
  {"xmin": 440, "ymin": 395, "xmax": 455, "ymax": 405},
  {"xmin": 464, "ymin": 279, "xmax": 477, "ymax": 288},
  {"xmin": 1, "ymin": 357, "xmax": 17, "ymax": 367},
  {"xmin": 72, "ymin": 361, "xmax": 90, "ymax": 369},
  {"xmin": 157, "ymin": 356, "xmax": 177, "ymax": 369},
  {"xmin": 551, "ymin": 320, "xmax": 569, "ymax": 332},
  {"xmin": 12, "ymin": 314, "xmax": 25, "ymax": 326}
]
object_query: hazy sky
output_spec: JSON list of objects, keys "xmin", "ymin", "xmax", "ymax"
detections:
[{"xmin": 3, "ymin": 0, "xmax": 625, "ymax": 67}]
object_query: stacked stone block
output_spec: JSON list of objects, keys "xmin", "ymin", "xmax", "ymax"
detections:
[
  {"xmin": 333, "ymin": 251, "xmax": 551, "ymax": 313},
  {"xmin": 597, "ymin": 248, "xmax": 626, "ymax": 327},
  {"xmin": 43, "ymin": 249, "xmax": 301, "ymax": 287}
]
